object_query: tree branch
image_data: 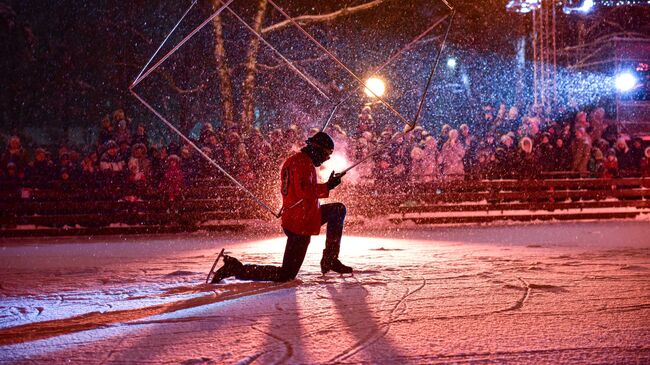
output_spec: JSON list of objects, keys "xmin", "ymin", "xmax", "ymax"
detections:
[
  {"xmin": 256, "ymin": 54, "xmax": 328, "ymax": 71},
  {"xmin": 161, "ymin": 71, "xmax": 206, "ymax": 95},
  {"xmin": 261, "ymin": 0, "xmax": 385, "ymax": 34}
]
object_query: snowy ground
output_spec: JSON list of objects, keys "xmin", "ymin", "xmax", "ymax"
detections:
[{"xmin": 1, "ymin": 221, "xmax": 649, "ymax": 364}]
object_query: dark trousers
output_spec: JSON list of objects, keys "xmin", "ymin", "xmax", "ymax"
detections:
[{"xmin": 237, "ymin": 203, "xmax": 346, "ymax": 282}]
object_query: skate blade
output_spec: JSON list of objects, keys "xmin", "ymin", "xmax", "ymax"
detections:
[{"xmin": 206, "ymin": 248, "xmax": 226, "ymax": 284}]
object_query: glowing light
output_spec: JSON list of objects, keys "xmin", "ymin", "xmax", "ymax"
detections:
[
  {"xmin": 364, "ymin": 77, "xmax": 386, "ymax": 98},
  {"xmin": 615, "ymin": 72, "xmax": 638, "ymax": 92},
  {"xmin": 564, "ymin": 0, "xmax": 595, "ymax": 14},
  {"xmin": 579, "ymin": 0, "xmax": 595, "ymax": 12},
  {"xmin": 318, "ymin": 152, "xmax": 349, "ymax": 181},
  {"xmin": 447, "ymin": 58, "xmax": 457, "ymax": 69}
]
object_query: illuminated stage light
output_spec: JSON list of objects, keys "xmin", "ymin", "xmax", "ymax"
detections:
[
  {"xmin": 364, "ymin": 77, "xmax": 386, "ymax": 98},
  {"xmin": 579, "ymin": 0, "xmax": 595, "ymax": 12},
  {"xmin": 563, "ymin": 0, "xmax": 595, "ymax": 14},
  {"xmin": 615, "ymin": 72, "xmax": 638, "ymax": 92},
  {"xmin": 447, "ymin": 58, "xmax": 457, "ymax": 69}
]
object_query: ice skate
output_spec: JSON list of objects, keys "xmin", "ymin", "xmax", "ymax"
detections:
[{"xmin": 320, "ymin": 257, "xmax": 353, "ymax": 275}]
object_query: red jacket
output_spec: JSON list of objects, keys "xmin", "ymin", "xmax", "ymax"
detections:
[{"xmin": 280, "ymin": 152, "xmax": 329, "ymax": 236}]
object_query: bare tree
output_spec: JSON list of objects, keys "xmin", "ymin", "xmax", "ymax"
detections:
[
  {"xmin": 211, "ymin": 2, "xmax": 235, "ymax": 129},
  {"xmin": 241, "ymin": 0, "xmax": 269, "ymax": 131},
  {"xmin": 209, "ymin": 0, "xmax": 388, "ymax": 131}
]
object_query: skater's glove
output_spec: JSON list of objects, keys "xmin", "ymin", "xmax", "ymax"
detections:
[{"xmin": 326, "ymin": 171, "xmax": 345, "ymax": 190}]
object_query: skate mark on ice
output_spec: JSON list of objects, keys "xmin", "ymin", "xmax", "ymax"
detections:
[
  {"xmin": 179, "ymin": 357, "xmax": 217, "ymax": 365},
  {"xmin": 98, "ymin": 335, "xmax": 127, "ymax": 365},
  {"xmin": 231, "ymin": 351, "xmax": 268, "ymax": 365},
  {"xmin": 165, "ymin": 270, "xmax": 202, "ymax": 277},
  {"xmin": 496, "ymin": 277, "xmax": 530, "ymax": 312},
  {"xmin": 369, "ymin": 247, "xmax": 404, "ymax": 251},
  {"xmin": 329, "ymin": 278, "xmax": 426, "ymax": 363},
  {"xmin": 251, "ymin": 326, "xmax": 293, "ymax": 364},
  {"xmin": 527, "ymin": 283, "xmax": 568, "ymax": 293},
  {"xmin": 619, "ymin": 264, "xmax": 648, "ymax": 271},
  {"xmin": 0, "ymin": 280, "xmax": 299, "ymax": 346}
]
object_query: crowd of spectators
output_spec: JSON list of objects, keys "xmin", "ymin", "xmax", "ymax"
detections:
[{"xmin": 2, "ymin": 104, "xmax": 650, "ymax": 201}]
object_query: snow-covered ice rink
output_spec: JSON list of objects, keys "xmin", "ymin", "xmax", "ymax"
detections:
[{"xmin": 1, "ymin": 221, "xmax": 649, "ymax": 364}]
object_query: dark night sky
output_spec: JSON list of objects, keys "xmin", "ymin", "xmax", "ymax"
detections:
[{"xmin": 1, "ymin": 1, "xmax": 648, "ymax": 143}]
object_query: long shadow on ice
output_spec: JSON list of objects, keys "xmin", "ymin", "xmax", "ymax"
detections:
[{"xmin": 326, "ymin": 282, "xmax": 406, "ymax": 363}]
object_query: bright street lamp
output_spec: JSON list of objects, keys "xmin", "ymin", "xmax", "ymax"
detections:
[
  {"xmin": 364, "ymin": 77, "xmax": 386, "ymax": 98},
  {"xmin": 615, "ymin": 72, "xmax": 638, "ymax": 93}
]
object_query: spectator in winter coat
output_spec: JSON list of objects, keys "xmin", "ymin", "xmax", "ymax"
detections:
[
  {"xmin": 27, "ymin": 147, "xmax": 55, "ymax": 187},
  {"xmin": 409, "ymin": 136, "xmax": 439, "ymax": 183},
  {"xmin": 474, "ymin": 150, "xmax": 494, "ymax": 180},
  {"xmin": 534, "ymin": 133, "xmax": 555, "ymax": 172},
  {"xmin": 198, "ymin": 122, "xmax": 215, "ymax": 146},
  {"xmin": 439, "ymin": 129, "xmax": 465, "ymax": 182},
  {"xmin": 603, "ymin": 149, "xmax": 619, "ymax": 179},
  {"xmin": 602, "ymin": 121, "xmax": 619, "ymax": 146},
  {"xmin": 588, "ymin": 148, "xmax": 605, "ymax": 178},
  {"xmin": 640, "ymin": 147, "xmax": 650, "ymax": 178},
  {"xmin": 589, "ymin": 107, "xmax": 606, "ymax": 142},
  {"xmin": 161, "ymin": 155, "xmax": 185, "ymax": 201},
  {"xmin": 571, "ymin": 127, "xmax": 591, "ymax": 175},
  {"xmin": 100, "ymin": 140, "xmax": 126, "ymax": 183},
  {"xmin": 132, "ymin": 123, "xmax": 149, "ymax": 147},
  {"xmin": 552, "ymin": 138, "xmax": 571, "ymax": 171},
  {"xmin": 575, "ymin": 111, "xmax": 588, "ymax": 130},
  {"xmin": 128, "ymin": 143, "xmax": 151, "ymax": 187},
  {"xmin": 459, "ymin": 124, "xmax": 477, "ymax": 177},
  {"xmin": 118, "ymin": 141, "xmax": 131, "ymax": 165},
  {"xmin": 1, "ymin": 135, "xmax": 29, "ymax": 174},
  {"xmin": 150, "ymin": 145, "xmax": 168, "ymax": 185},
  {"xmin": 80, "ymin": 151, "xmax": 99, "ymax": 187},
  {"xmin": 438, "ymin": 124, "xmax": 451, "ymax": 150},
  {"xmin": 358, "ymin": 106, "xmax": 375, "ymax": 135},
  {"xmin": 2, "ymin": 161, "xmax": 26, "ymax": 192},
  {"xmin": 516, "ymin": 137, "xmax": 537, "ymax": 180},
  {"xmin": 500, "ymin": 106, "xmax": 520, "ymax": 135},
  {"xmin": 629, "ymin": 137, "xmax": 645, "ymax": 175},
  {"xmin": 494, "ymin": 134, "xmax": 517, "ymax": 178},
  {"xmin": 114, "ymin": 119, "xmax": 132, "ymax": 146},
  {"xmin": 389, "ymin": 133, "xmax": 411, "ymax": 181},
  {"xmin": 614, "ymin": 138, "xmax": 634, "ymax": 177},
  {"xmin": 57, "ymin": 152, "xmax": 80, "ymax": 181},
  {"xmin": 98, "ymin": 115, "xmax": 113, "ymax": 147},
  {"xmin": 179, "ymin": 146, "xmax": 197, "ymax": 183}
]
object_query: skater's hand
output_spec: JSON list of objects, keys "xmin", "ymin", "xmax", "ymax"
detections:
[{"xmin": 326, "ymin": 171, "xmax": 345, "ymax": 190}]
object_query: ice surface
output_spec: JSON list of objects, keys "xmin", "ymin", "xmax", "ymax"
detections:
[{"xmin": 1, "ymin": 221, "xmax": 649, "ymax": 363}]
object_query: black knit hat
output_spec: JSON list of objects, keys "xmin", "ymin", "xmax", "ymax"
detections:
[{"xmin": 306, "ymin": 132, "xmax": 334, "ymax": 150}]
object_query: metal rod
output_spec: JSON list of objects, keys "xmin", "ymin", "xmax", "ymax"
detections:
[
  {"xmin": 133, "ymin": 0, "xmax": 198, "ymax": 86},
  {"xmin": 321, "ymin": 13, "xmax": 451, "ymax": 132},
  {"xmin": 131, "ymin": 0, "xmax": 234, "ymax": 89},
  {"xmin": 130, "ymin": 89, "xmax": 281, "ymax": 218},
  {"xmin": 413, "ymin": 10, "xmax": 455, "ymax": 126},
  {"xmin": 224, "ymin": 6, "xmax": 330, "ymax": 100},
  {"xmin": 267, "ymin": 0, "xmax": 412, "ymax": 128}
]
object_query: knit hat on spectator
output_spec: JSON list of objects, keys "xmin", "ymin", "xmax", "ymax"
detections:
[
  {"xmin": 106, "ymin": 140, "xmax": 117, "ymax": 149},
  {"xmin": 606, "ymin": 148, "xmax": 617, "ymax": 158}
]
